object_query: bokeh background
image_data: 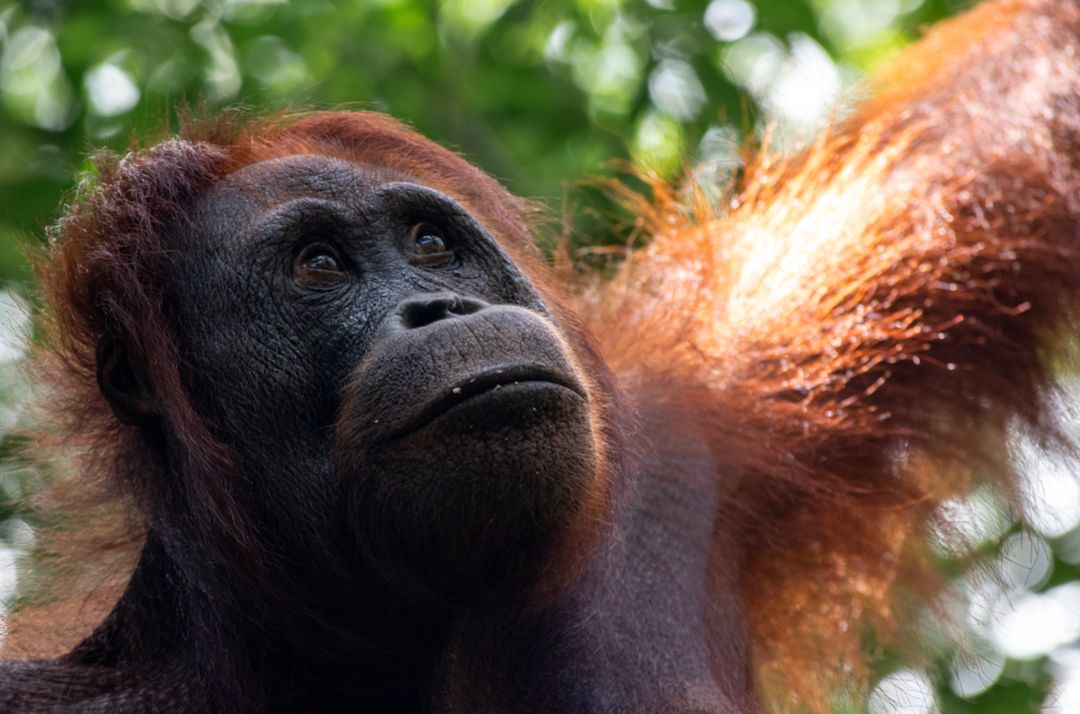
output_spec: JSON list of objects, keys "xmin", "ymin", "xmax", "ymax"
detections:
[{"xmin": 0, "ymin": 1, "xmax": 1077, "ymax": 712}]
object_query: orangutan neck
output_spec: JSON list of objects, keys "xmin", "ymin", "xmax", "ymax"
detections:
[{"xmin": 432, "ymin": 401, "xmax": 759, "ymax": 713}]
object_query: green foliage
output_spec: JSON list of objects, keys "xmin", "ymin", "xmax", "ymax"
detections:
[{"xmin": 0, "ymin": 0, "xmax": 955, "ymax": 266}]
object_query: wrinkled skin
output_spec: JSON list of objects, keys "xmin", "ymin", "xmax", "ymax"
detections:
[
  {"xmin": 3, "ymin": 156, "xmax": 619, "ymax": 712},
  {"xmin": 170, "ymin": 156, "xmax": 599, "ymax": 606}
]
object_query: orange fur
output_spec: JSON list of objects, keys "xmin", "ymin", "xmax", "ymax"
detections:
[
  {"xmin": 579, "ymin": 0, "xmax": 1080, "ymax": 704},
  {"xmin": 5, "ymin": 0, "xmax": 1080, "ymax": 709}
]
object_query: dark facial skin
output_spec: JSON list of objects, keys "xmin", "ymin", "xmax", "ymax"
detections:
[{"xmin": 163, "ymin": 155, "xmax": 599, "ymax": 607}]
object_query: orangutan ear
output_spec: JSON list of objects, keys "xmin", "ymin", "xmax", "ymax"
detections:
[{"xmin": 96, "ymin": 336, "xmax": 158, "ymax": 425}]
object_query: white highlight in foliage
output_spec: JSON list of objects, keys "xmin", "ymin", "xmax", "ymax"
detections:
[
  {"xmin": 722, "ymin": 32, "xmax": 785, "ymax": 96},
  {"xmin": 128, "ymin": 0, "xmax": 200, "ymax": 20},
  {"xmin": 439, "ymin": 0, "xmax": 516, "ymax": 37},
  {"xmin": 1013, "ymin": 421, "xmax": 1080, "ymax": 538},
  {"xmin": 868, "ymin": 669, "xmax": 939, "ymax": 714},
  {"xmin": 544, "ymin": 21, "xmax": 575, "ymax": 63},
  {"xmin": 648, "ymin": 58, "xmax": 706, "ymax": 121},
  {"xmin": 0, "ymin": 520, "xmax": 33, "ymax": 620},
  {"xmin": 965, "ymin": 574, "xmax": 1007, "ymax": 634},
  {"xmin": 0, "ymin": 25, "xmax": 76, "ymax": 130},
  {"xmin": 85, "ymin": 63, "xmax": 140, "ymax": 116},
  {"xmin": 949, "ymin": 636, "xmax": 1005, "ymax": 698},
  {"xmin": 190, "ymin": 19, "xmax": 241, "ymax": 100},
  {"xmin": 997, "ymin": 531, "xmax": 1053, "ymax": 592},
  {"xmin": 705, "ymin": 0, "xmax": 756, "ymax": 42},
  {"xmin": 0, "ymin": 546, "xmax": 17, "ymax": 616},
  {"xmin": 698, "ymin": 124, "xmax": 740, "ymax": 166},
  {"xmin": 0, "ymin": 26, "xmax": 60, "ymax": 93},
  {"xmin": 820, "ymin": 0, "xmax": 902, "ymax": 49},
  {"xmin": 929, "ymin": 488, "xmax": 1011, "ymax": 557},
  {"xmin": 0, "ymin": 292, "xmax": 29, "ymax": 364},
  {"xmin": 722, "ymin": 31, "xmax": 839, "ymax": 131},
  {"xmin": 991, "ymin": 583, "xmax": 1080, "ymax": 660},
  {"xmin": 764, "ymin": 34, "xmax": 840, "ymax": 127},
  {"xmin": 571, "ymin": 22, "xmax": 644, "ymax": 116}
]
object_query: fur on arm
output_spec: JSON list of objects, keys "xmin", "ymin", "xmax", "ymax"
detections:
[{"xmin": 580, "ymin": 0, "xmax": 1080, "ymax": 702}]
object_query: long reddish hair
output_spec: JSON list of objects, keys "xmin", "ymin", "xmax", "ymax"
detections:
[
  {"xmin": 8, "ymin": 0, "xmax": 1080, "ymax": 708},
  {"xmin": 583, "ymin": 0, "xmax": 1080, "ymax": 703}
]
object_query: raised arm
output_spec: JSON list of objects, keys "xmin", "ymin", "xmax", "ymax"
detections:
[{"xmin": 582, "ymin": 0, "xmax": 1080, "ymax": 702}]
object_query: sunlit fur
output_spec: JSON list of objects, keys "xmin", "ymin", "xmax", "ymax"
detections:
[
  {"xmin": 5, "ymin": 0, "xmax": 1080, "ymax": 709},
  {"xmin": 581, "ymin": 0, "xmax": 1080, "ymax": 704}
]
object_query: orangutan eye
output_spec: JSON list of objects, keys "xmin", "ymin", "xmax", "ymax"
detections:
[
  {"xmin": 409, "ymin": 223, "xmax": 454, "ymax": 265},
  {"xmin": 294, "ymin": 243, "xmax": 346, "ymax": 285}
]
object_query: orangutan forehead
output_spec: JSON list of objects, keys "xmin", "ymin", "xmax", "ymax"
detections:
[{"xmin": 215, "ymin": 155, "xmax": 417, "ymax": 207}]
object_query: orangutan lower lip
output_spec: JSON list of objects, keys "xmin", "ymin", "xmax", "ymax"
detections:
[{"xmin": 385, "ymin": 365, "xmax": 586, "ymax": 441}]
